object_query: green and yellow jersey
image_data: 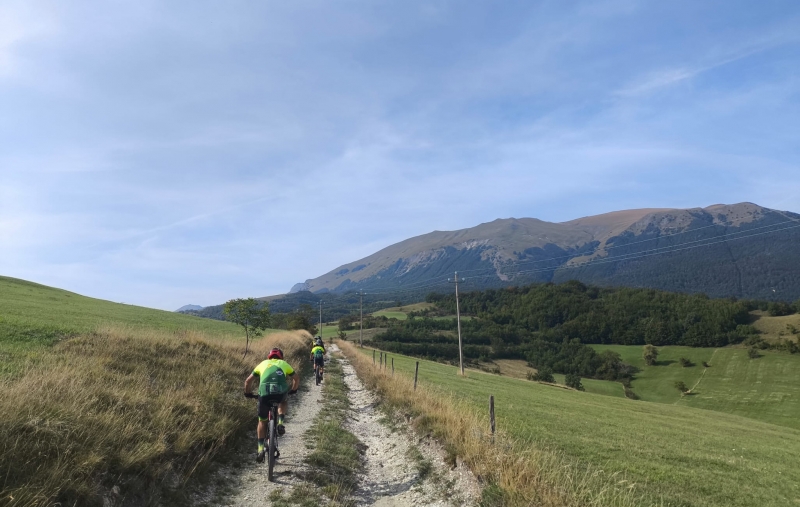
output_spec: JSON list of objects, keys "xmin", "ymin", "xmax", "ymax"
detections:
[
  {"xmin": 253, "ymin": 359, "xmax": 295, "ymax": 396},
  {"xmin": 311, "ymin": 346, "xmax": 325, "ymax": 360}
]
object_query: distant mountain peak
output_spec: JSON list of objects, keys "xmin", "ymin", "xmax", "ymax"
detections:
[
  {"xmin": 176, "ymin": 304, "xmax": 203, "ymax": 312},
  {"xmin": 290, "ymin": 202, "xmax": 800, "ymax": 301}
]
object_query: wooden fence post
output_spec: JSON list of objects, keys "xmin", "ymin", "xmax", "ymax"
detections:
[
  {"xmin": 391, "ymin": 358, "xmax": 394, "ymax": 376},
  {"xmin": 373, "ymin": 350, "xmax": 375, "ymax": 364},
  {"xmin": 379, "ymin": 352, "xmax": 383, "ymax": 370},
  {"xmin": 490, "ymin": 395, "xmax": 495, "ymax": 437},
  {"xmin": 414, "ymin": 361, "xmax": 419, "ymax": 390}
]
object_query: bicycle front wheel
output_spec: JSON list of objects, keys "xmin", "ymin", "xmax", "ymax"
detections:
[{"xmin": 268, "ymin": 418, "xmax": 277, "ymax": 481}]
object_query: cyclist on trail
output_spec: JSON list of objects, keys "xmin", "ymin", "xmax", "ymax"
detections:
[
  {"xmin": 311, "ymin": 338, "xmax": 326, "ymax": 380},
  {"xmin": 243, "ymin": 348, "xmax": 299, "ymax": 463}
]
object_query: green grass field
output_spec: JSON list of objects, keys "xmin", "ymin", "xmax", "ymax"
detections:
[
  {"xmin": 591, "ymin": 344, "xmax": 800, "ymax": 430},
  {"xmin": 679, "ymin": 348, "xmax": 800, "ymax": 430},
  {"xmin": 0, "ymin": 275, "xmax": 244, "ymax": 373},
  {"xmin": 592, "ymin": 345, "xmax": 717, "ymax": 403},
  {"xmin": 358, "ymin": 346, "xmax": 800, "ymax": 507},
  {"xmin": 371, "ymin": 302, "xmax": 432, "ymax": 320}
]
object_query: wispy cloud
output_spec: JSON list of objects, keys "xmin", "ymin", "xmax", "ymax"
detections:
[{"xmin": 2, "ymin": 0, "xmax": 799, "ymax": 309}]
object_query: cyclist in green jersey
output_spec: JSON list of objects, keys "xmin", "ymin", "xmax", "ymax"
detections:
[
  {"xmin": 243, "ymin": 348, "xmax": 299, "ymax": 462},
  {"xmin": 310, "ymin": 340, "xmax": 326, "ymax": 380}
]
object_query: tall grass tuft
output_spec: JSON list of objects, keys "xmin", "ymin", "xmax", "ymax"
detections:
[
  {"xmin": 0, "ymin": 326, "xmax": 311, "ymax": 507},
  {"xmin": 337, "ymin": 341, "xmax": 648, "ymax": 507}
]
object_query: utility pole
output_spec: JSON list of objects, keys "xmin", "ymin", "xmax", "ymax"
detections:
[
  {"xmin": 450, "ymin": 272, "xmax": 465, "ymax": 376},
  {"xmin": 318, "ymin": 300, "xmax": 323, "ymax": 337},
  {"xmin": 359, "ymin": 290, "xmax": 364, "ymax": 348}
]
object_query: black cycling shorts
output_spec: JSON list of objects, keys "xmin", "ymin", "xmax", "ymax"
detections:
[
  {"xmin": 258, "ymin": 393, "xmax": 288, "ymax": 421},
  {"xmin": 314, "ymin": 356, "xmax": 325, "ymax": 367}
]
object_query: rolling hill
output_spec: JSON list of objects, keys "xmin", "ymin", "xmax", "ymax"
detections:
[{"xmin": 294, "ymin": 202, "xmax": 800, "ymax": 301}]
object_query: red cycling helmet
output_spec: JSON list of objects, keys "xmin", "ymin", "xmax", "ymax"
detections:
[{"xmin": 267, "ymin": 348, "xmax": 284, "ymax": 360}]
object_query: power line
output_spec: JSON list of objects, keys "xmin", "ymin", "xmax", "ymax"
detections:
[{"xmin": 452, "ymin": 210, "xmax": 800, "ymax": 277}]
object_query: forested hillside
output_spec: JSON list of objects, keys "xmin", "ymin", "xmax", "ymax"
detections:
[
  {"xmin": 298, "ymin": 203, "xmax": 800, "ymax": 301},
  {"xmin": 369, "ymin": 281, "xmax": 800, "ymax": 380}
]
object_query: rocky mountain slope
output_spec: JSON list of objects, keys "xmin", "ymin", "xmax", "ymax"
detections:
[{"xmin": 294, "ymin": 203, "xmax": 800, "ymax": 301}]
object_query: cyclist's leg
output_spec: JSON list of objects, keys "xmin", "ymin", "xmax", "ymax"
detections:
[
  {"xmin": 276, "ymin": 393, "xmax": 289, "ymax": 434},
  {"xmin": 256, "ymin": 397, "xmax": 271, "ymax": 462}
]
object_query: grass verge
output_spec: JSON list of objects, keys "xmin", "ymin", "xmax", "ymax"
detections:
[
  {"xmin": 270, "ymin": 355, "xmax": 362, "ymax": 507},
  {"xmin": 0, "ymin": 327, "xmax": 311, "ymax": 507},
  {"xmin": 337, "ymin": 341, "xmax": 641, "ymax": 507}
]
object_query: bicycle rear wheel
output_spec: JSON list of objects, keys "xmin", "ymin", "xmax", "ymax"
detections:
[{"xmin": 268, "ymin": 417, "xmax": 277, "ymax": 481}]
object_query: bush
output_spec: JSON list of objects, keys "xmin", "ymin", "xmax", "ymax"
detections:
[
  {"xmin": 702, "ymin": 361, "xmax": 710, "ymax": 368},
  {"xmin": 748, "ymin": 347, "xmax": 761, "ymax": 359},
  {"xmin": 674, "ymin": 381, "xmax": 689, "ymax": 393},
  {"xmin": 643, "ymin": 344, "xmax": 659, "ymax": 366},
  {"xmin": 623, "ymin": 385, "xmax": 639, "ymax": 400},
  {"xmin": 743, "ymin": 335, "xmax": 769, "ymax": 349},
  {"xmin": 565, "ymin": 373, "xmax": 584, "ymax": 391},
  {"xmin": 768, "ymin": 302, "xmax": 795, "ymax": 317},
  {"xmin": 528, "ymin": 367, "xmax": 555, "ymax": 383},
  {"xmin": 679, "ymin": 357, "xmax": 694, "ymax": 367}
]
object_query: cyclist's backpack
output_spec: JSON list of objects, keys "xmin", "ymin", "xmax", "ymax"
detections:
[{"xmin": 258, "ymin": 363, "xmax": 289, "ymax": 396}]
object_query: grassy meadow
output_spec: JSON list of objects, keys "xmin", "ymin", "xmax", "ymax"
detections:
[
  {"xmin": 0, "ymin": 276, "xmax": 244, "ymax": 374},
  {"xmin": 349, "ymin": 344, "xmax": 800, "ymax": 507},
  {"xmin": 371, "ymin": 302, "xmax": 433, "ymax": 320},
  {"xmin": 590, "ymin": 344, "xmax": 800, "ymax": 430},
  {"xmin": 0, "ymin": 276, "xmax": 312, "ymax": 506},
  {"xmin": 751, "ymin": 310, "xmax": 800, "ymax": 342}
]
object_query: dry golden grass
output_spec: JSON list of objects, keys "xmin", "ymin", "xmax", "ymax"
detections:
[
  {"xmin": 337, "ymin": 341, "xmax": 644, "ymax": 507},
  {"xmin": 0, "ymin": 326, "xmax": 311, "ymax": 507},
  {"xmin": 751, "ymin": 311, "xmax": 800, "ymax": 342}
]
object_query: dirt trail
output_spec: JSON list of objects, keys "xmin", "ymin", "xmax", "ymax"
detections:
[
  {"xmin": 336, "ymin": 345, "xmax": 478, "ymax": 507},
  {"xmin": 207, "ymin": 366, "xmax": 326, "ymax": 506},
  {"xmin": 209, "ymin": 345, "xmax": 478, "ymax": 506}
]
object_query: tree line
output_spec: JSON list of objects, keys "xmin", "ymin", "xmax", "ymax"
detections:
[{"xmin": 367, "ymin": 280, "xmax": 799, "ymax": 381}]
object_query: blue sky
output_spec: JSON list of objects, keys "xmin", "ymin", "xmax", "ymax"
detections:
[{"xmin": 1, "ymin": 0, "xmax": 799, "ymax": 310}]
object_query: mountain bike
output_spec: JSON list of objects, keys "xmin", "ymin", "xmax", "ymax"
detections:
[
  {"xmin": 314, "ymin": 361, "xmax": 322, "ymax": 386},
  {"xmin": 246, "ymin": 392, "xmax": 293, "ymax": 481}
]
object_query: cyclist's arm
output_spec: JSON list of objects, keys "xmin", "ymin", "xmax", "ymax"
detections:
[{"xmin": 244, "ymin": 373, "xmax": 257, "ymax": 394}]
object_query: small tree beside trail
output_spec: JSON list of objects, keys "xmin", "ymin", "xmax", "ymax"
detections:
[
  {"xmin": 679, "ymin": 357, "xmax": 694, "ymax": 367},
  {"xmin": 643, "ymin": 344, "xmax": 659, "ymax": 366},
  {"xmin": 527, "ymin": 367, "xmax": 555, "ymax": 383},
  {"xmin": 674, "ymin": 381, "xmax": 689, "ymax": 394},
  {"xmin": 223, "ymin": 298, "xmax": 271, "ymax": 360},
  {"xmin": 565, "ymin": 373, "xmax": 585, "ymax": 391}
]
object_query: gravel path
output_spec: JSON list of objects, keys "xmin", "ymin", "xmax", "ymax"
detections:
[
  {"xmin": 208, "ymin": 346, "xmax": 478, "ymax": 506},
  {"xmin": 337, "ymin": 347, "xmax": 479, "ymax": 507},
  {"xmin": 215, "ymin": 363, "xmax": 327, "ymax": 506}
]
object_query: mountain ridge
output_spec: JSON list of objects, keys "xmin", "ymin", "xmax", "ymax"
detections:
[{"xmin": 291, "ymin": 202, "xmax": 800, "ymax": 301}]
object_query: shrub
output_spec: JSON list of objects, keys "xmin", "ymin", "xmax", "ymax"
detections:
[
  {"xmin": 528, "ymin": 367, "xmax": 555, "ymax": 383},
  {"xmin": 674, "ymin": 381, "xmax": 689, "ymax": 393},
  {"xmin": 748, "ymin": 347, "xmax": 761, "ymax": 359},
  {"xmin": 702, "ymin": 361, "xmax": 711, "ymax": 368},
  {"xmin": 623, "ymin": 385, "xmax": 639, "ymax": 400},
  {"xmin": 768, "ymin": 302, "xmax": 795, "ymax": 317},
  {"xmin": 679, "ymin": 357, "xmax": 694, "ymax": 367},
  {"xmin": 565, "ymin": 373, "xmax": 584, "ymax": 391},
  {"xmin": 643, "ymin": 344, "xmax": 659, "ymax": 366},
  {"xmin": 743, "ymin": 335, "xmax": 769, "ymax": 349}
]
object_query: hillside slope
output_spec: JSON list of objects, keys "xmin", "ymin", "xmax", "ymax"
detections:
[{"xmin": 296, "ymin": 202, "xmax": 800, "ymax": 301}]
